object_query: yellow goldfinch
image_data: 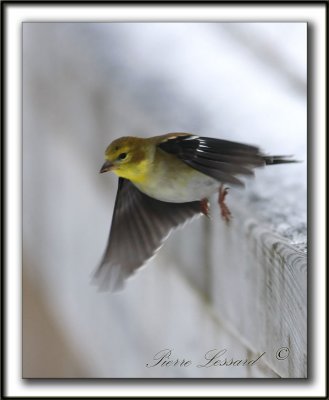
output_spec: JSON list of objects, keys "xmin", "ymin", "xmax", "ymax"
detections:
[{"xmin": 95, "ymin": 132, "xmax": 296, "ymax": 291}]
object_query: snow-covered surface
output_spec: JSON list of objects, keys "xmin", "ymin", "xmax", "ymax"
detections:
[{"xmin": 23, "ymin": 22, "xmax": 306, "ymax": 377}]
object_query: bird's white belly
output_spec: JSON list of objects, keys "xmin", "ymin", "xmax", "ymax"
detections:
[{"xmin": 134, "ymin": 169, "xmax": 219, "ymax": 203}]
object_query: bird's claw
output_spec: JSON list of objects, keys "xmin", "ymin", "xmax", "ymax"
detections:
[
  {"xmin": 218, "ymin": 185, "xmax": 232, "ymax": 224},
  {"xmin": 200, "ymin": 198, "xmax": 210, "ymax": 217}
]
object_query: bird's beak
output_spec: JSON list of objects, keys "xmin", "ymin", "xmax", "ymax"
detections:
[{"xmin": 99, "ymin": 160, "xmax": 114, "ymax": 173}]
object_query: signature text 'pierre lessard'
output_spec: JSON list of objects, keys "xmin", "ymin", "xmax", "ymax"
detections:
[{"xmin": 146, "ymin": 349, "xmax": 266, "ymax": 368}]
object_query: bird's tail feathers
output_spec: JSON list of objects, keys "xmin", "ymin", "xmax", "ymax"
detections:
[{"xmin": 262, "ymin": 155, "xmax": 300, "ymax": 165}]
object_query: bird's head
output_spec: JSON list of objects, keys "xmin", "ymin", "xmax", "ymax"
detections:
[{"xmin": 100, "ymin": 136, "xmax": 152, "ymax": 183}]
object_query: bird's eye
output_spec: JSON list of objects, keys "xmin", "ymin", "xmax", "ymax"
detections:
[{"xmin": 118, "ymin": 152, "xmax": 127, "ymax": 160}]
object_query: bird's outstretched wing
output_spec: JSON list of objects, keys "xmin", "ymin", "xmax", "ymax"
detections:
[
  {"xmin": 93, "ymin": 178, "xmax": 201, "ymax": 291},
  {"xmin": 158, "ymin": 134, "xmax": 296, "ymax": 186}
]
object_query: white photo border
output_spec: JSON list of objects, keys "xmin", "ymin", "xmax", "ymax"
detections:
[{"xmin": 2, "ymin": 2, "xmax": 327, "ymax": 398}]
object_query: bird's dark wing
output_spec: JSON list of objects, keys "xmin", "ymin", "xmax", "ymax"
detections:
[
  {"xmin": 158, "ymin": 134, "xmax": 296, "ymax": 186},
  {"xmin": 93, "ymin": 178, "xmax": 201, "ymax": 291}
]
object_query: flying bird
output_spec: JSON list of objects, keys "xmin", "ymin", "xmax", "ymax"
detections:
[{"xmin": 95, "ymin": 132, "xmax": 296, "ymax": 291}]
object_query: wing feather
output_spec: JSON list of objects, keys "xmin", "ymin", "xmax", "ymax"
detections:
[
  {"xmin": 93, "ymin": 178, "xmax": 201, "ymax": 291},
  {"xmin": 158, "ymin": 134, "xmax": 295, "ymax": 185}
]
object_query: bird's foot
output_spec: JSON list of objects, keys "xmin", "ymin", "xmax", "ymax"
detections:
[
  {"xmin": 218, "ymin": 185, "xmax": 231, "ymax": 224},
  {"xmin": 200, "ymin": 198, "xmax": 210, "ymax": 217}
]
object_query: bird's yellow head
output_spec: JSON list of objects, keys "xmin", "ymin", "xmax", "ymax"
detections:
[{"xmin": 100, "ymin": 136, "xmax": 153, "ymax": 183}]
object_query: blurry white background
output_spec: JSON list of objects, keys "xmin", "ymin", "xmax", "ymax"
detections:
[{"xmin": 22, "ymin": 22, "xmax": 306, "ymax": 378}]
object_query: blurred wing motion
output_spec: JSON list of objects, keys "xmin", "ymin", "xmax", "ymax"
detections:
[
  {"xmin": 159, "ymin": 134, "xmax": 297, "ymax": 186},
  {"xmin": 94, "ymin": 178, "xmax": 201, "ymax": 291}
]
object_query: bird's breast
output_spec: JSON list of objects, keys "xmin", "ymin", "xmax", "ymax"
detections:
[{"xmin": 133, "ymin": 155, "xmax": 219, "ymax": 203}]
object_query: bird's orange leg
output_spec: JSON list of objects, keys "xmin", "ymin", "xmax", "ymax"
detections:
[
  {"xmin": 218, "ymin": 185, "xmax": 231, "ymax": 224},
  {"xmin": 200, "ymin": 198, "xmax": 210, "ymax": 217}
]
